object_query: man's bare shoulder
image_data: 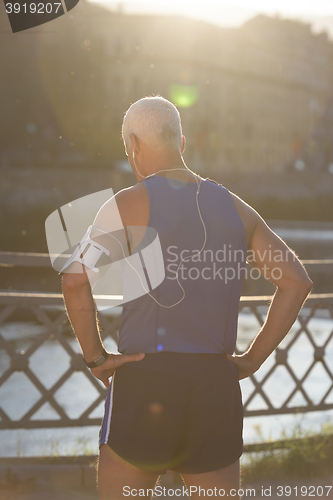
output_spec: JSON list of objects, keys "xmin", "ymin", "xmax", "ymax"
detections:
[
  {"xmin": 228, "ymin": 190, "xmax": 262, "ymax": 249},
  {"xmin": 115, "ymin": 182, "xmax": 147, "ymax": 202},
  {"xmin": 107, "ymin": 182, "xmax": 149, "ymax": 226}
]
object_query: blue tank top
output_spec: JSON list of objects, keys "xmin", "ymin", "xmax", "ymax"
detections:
[{"xmin": 117, "ymin": 176, "xmax": 247, "ymax": 355}]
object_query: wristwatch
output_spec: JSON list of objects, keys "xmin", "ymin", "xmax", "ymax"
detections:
[{"xmin": 83, "ymin": 348, "xmax": 109, "ymax": 369}]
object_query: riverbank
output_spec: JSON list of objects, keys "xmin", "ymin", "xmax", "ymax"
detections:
[
  {"xmin": 1, "ymin": 456, "xmax": 332, "ymax": 499},
  {"xmin": 1, "ymin": 165, "xmax": 333, "ymax": 255}
]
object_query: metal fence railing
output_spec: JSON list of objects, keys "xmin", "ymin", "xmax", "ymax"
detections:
[{"xmin": 0, "ymin": 252, "xmax": 332, "ymax": 430}]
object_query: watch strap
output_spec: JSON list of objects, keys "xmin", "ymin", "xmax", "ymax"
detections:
[{"xmin": 84, "ymin": 348, "xmax": 108, "ymax": 369}]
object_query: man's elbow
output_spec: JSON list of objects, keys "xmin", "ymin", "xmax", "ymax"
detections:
[
  {"xmin": 295, "ymin": 276, "xmax": 313, "ymax": 294},
  {"xmin": 304, "ymin": 277, "xmax": 313, "ymax": 292},
  {"xmin": 276, "ymin": 275, "xmax": 313, "ymax": 294}
]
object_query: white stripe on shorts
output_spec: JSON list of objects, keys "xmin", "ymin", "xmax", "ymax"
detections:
[{"xmin": 99, "ymin": 372, "xmax": 116, "ymax": 446}]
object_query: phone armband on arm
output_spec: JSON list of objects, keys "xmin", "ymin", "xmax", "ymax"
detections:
[{"xmin": 59, "ymin": 225, "xmax": 110, "ymax": 275}]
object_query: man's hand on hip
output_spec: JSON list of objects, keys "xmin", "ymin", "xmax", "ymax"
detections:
[
  {"xmin": 90, "ymin": 352, "xmax": 146, "ymax": 388},
  {"xmin": 226, "ymin": 352, "xmax": 260, "ymax": 380}
]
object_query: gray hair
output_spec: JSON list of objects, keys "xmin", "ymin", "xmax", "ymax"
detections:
[{"xmin": 122, "ymin": 95, "xmax": 183, "ymax": 153}]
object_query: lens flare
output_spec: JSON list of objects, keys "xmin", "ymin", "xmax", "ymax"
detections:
[
  {"xmin": 169, "ymin": 84, "xmax": 199, "ymax": 108},
  {"xmin": 148, "ymin": 402, "xmax": 164, "ymax": 416}
]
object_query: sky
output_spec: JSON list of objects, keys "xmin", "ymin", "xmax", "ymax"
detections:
[{"xmin": 87, "ymin": 0, "xmax": 333, "ymax": 29}]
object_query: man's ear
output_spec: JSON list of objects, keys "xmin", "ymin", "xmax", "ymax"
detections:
[
  {"xmin": 129, "ymin": 133, "xmax": 140, "ymax": 156},
  {"xmin": 181, "ymin": 135, "xmax": 186, "ymax": 155}
]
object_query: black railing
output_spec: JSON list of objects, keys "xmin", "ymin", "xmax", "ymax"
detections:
[{"xmin": 0, "ymin": 252, "xmax": 332, "ymax": 430}]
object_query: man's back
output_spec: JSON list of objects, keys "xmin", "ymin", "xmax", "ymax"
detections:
[{"xmin": 115, "ymin": 175, "xmax": 247, "ymax": 355}]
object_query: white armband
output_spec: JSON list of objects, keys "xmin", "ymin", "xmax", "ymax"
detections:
[{"xmin": 59, "ymin": 225, "xmax": 110, "ymax": 274}]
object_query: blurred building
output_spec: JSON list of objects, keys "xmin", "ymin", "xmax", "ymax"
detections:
[
  {"xmin": 240, "ymin": 15, "xmax": 333, "ymax": 176},
  {"xmin": 298, "ymin": 94, "xmax": 333, "ymax": 174},
  {"xmin": 10, "ymin": 0, "xmax": 333, "ymax": 175}
]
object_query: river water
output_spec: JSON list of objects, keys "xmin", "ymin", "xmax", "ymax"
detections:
[{"xmin": 1, "ymin": 305, "xmax": 332, "ymax": 458}]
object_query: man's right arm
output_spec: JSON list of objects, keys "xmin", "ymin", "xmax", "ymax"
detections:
[
  {"xmin": 227, "ymin": 192, "xmax": 313, "ymax": 379},
  {"xmin": 61, "ymin": 186, "xmax": 147, "ymax": 387}
]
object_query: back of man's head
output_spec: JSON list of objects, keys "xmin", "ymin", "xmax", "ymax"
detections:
[{"xmin": 122, "ymin": 95, "xmax": 183, "ymax": 154}]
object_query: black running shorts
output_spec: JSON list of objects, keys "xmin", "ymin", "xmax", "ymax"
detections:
[{"xmin": 99, "ymin": 351, "xmax": 243, "ymax": 475}]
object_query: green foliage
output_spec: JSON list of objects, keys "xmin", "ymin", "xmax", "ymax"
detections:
[
  {"xmin": 241, "ymin": 420, "xmax": 333, "ymax": 482},
  {"xmin": 39, "ymin": 436, "xmax": 98, "ymax": 458}
]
